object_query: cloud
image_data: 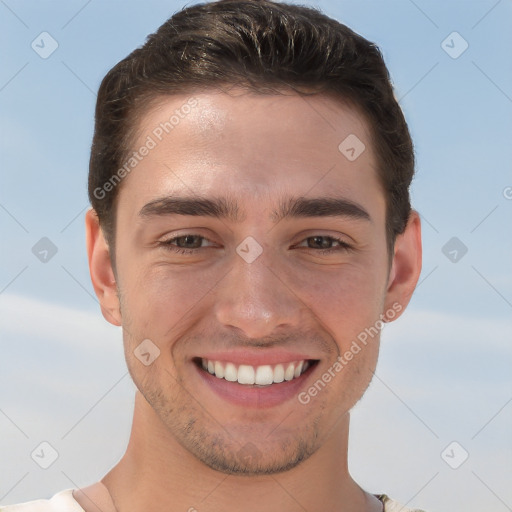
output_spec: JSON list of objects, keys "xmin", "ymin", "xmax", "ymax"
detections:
[
  {"xmin": 383, "ymin": 307, "xmax": 512, "ymax": 353},
  {"xmin": 0, "ymin": 293, "xmax": 121, "ymax": 356}
]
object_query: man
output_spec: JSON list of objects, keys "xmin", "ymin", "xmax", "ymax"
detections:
[{"xmin": 2, "ymin": 0, "xmax": 424, "ymax": 510}]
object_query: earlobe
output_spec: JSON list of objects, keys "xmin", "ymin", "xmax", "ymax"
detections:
[
  {"xmin": 384, "ymin": 210, "xmax": 422, "ymax": 321},
  {"xmin": 85, "ymin": 208, "xmax": 122, "ymax": 326}
]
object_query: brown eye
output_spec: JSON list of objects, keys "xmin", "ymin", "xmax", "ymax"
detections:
[
  {"xmin": 295, "ymin": 235, "xmax": 352, "ymax": 254},
  {"xmin": 159, "ymin": 234, "xmax": 217, "ymax": 254},
  {"xmin": 307, "ymin": 236, "xmax": 334, "ymax": 249},
  {"xmin": 173, "ymin": 235, "xmax": 204, "ymax": 249}
]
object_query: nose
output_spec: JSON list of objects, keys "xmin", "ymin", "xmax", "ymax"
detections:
[{"xmin": 213, "ymin": 249, "xmax": 303, "ymax": 339}]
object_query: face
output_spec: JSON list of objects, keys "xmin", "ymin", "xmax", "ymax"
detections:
[{"xmin": 88, "ymin": 89, "xmax": 419, "ymax": 475}]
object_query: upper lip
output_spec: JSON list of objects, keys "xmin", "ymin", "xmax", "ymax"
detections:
[{"xmin": 196, "ymin": 350, "xmax": 318, "ymax": 366}]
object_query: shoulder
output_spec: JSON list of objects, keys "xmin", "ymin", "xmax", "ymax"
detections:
[
  {"xmin": 377, "ymin": 494, "xmax": 428, "ymax": 512},
  {"xmin": 0, "ymin": 489, "xmax": 84, "ymax": 512}
]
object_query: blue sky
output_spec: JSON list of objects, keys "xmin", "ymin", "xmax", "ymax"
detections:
[{"xmin": 1, "ymin": 1, "xmax": 511, "ymax": 511}]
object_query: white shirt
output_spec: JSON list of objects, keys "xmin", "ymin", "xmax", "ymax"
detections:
[
  {"xmin": 0, "ymin": 490, "xmax": 83, "ymax": 512},
  {"xmin": 0, "ymin": 489, "xmax": 426, "ymax": 511}
]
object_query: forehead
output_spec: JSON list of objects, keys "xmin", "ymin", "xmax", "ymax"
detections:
[{"xmin": 119, "ymin": 90, "xmax": 382, "ymax": 217}]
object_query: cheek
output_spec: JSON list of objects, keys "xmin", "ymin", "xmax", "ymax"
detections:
[
  {"xmin": 280, "ymin": 260, "xmax": 387, "ymax": 345},
  {"xmin": 118, "ymin": 264, "xmax": 221, "ymax": 390},
  {"xmin": 120, "ymin": 261, "xmax": 223, "ymax": 340}
]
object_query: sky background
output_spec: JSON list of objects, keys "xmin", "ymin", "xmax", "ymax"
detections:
[{"xmin": 1, "ymin": 0, "xmax": 511, "ymax": 511}]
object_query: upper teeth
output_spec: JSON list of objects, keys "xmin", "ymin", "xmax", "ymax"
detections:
[{"xmin": 201, "ymin": 358, "xmax": 310, "ymax": 386}]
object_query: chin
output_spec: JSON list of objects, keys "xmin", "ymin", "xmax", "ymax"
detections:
[{"xmin": 189, "ymin": 437, "xmax": 314, "ymax": 476}]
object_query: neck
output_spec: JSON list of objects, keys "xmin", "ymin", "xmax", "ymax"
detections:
[{"xmin": 100, "ymin": 391, "xmax": 381, "ymax": 512}]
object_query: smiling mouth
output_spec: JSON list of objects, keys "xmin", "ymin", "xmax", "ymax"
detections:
[{"xmin": 194, "ymin": 357, "xmax": 319, "ymax": 386}]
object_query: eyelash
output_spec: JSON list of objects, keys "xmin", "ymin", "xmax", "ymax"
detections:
[
  {"xmin": 296, "ymin": 236, "xmax": 352, "ymax": 255},
  {"xmin": 159, "ymin": 234, "xmax": 352, "ymax": 255},
  {"xmin": 159, "ymin": 235, "xmax": 213, "ymax": 255}
]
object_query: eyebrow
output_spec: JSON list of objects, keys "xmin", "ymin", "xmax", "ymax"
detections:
[
  {"xmin": 138, "ymin": 196, "xmax": 371, "ymax": 223},
  {"xmin": 275, "ymin": 196, "xmax": 371, "ymax": 222},
  {"xmin": 139, "ymin": 196, "xmax": 241, "ymax": 222}
]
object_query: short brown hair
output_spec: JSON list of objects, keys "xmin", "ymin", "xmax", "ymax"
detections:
[{"xmin": 89, "ymin": 0, "xmax": 414, "ymax": 257}]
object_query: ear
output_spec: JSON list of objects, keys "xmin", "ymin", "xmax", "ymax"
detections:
[
  {"xmin": 85, "ymin": 208, "xmax": 122, "ymax": 326},
  {"xmin": 383, "ymin": 210, "xmax": 422, "ymax": 321}
]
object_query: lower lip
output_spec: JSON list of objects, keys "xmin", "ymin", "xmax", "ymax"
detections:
[{"xmin": 194, "ymin": 362, "xmax": 317, "ymax": 408}]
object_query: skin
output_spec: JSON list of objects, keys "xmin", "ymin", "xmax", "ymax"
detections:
[{"xmin": 81, "ymin": 90, "xmax": 422, "ymax": 512}]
